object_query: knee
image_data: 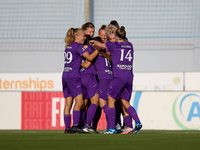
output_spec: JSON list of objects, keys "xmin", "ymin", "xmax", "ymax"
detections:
[
  {"xmin": 122, "ymin": 100, "xmax": 130, "ymax": 109},
  {"xmin": 99, "ymin": 99, "xmax": 107, "ymax": 108}
]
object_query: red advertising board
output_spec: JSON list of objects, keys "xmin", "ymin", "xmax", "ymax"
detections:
[{"xmin": 21, "ymin": 92, "xmax": 106, "ymax": 130}]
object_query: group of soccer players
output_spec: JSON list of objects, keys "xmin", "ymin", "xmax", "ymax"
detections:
[{"xmin": 62, "ymin": 20, "xmax": 142, "ymax": 134}]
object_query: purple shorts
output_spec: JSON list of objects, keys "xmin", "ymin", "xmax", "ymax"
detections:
[
  {"xmin": 99, "ymin": 79, "xmax": 112, "ymax": 101},
  {"xmin": 81, "ymin": 74, "xmax": 98, "ymax": 99},
  {"xmin": 62, "ymin": 77, "xmax": 82, "ymax": 98},
  {"xmin": 107, "ymin": 77, "xmax": 133, "ymax": 101}
]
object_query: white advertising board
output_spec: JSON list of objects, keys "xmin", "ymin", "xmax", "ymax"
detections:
[
  {"xmin": 0, "ymin": 73, "xmax": 62, "ymax": 91},
  {"xmin": 133, "ymin": 72, "xmax": 183, "ymax": 91},
  {"xmin": 0, "ymin": 92, "xmax": 21, "ymax": 129},
  {"xmin": 130, "ymin": 92, "xmax": 200, "ymax": 130},
  {"xmin": 185, "ymin": 72, "xmax": 200, "ymax": 91},
  {"xmin": 0, "ymin": 91, "xmax": 199, "ymax": 130},
  {"xmin": 0, "ymin": 72, "xmax": 184, "ymax": 91}
]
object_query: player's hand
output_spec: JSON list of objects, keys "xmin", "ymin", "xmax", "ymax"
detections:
[
  {"xmin": 99, "ymin": 51, "xmax": 103, "ymax": 56},
  {"xmin": 89, "ymin": 40, "xmax": 95, "ymax": 45},
  {"xmin": 90, "ymin": 40, "xmax": 100, "ymax": 46}
]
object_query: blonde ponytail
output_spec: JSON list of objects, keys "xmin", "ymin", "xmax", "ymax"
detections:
[
  {"xmin": 64, "ymin": 28, "xmax": 83, "ymax": 47},
  {"xmin": 65, "ymin": 28, "xmax": 74, "ymax": 47}
]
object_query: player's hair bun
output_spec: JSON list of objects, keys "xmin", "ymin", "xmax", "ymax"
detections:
[
  {"xmin": 116, "ymin": 26, "xmax": 126, "ymax": 39},
  {"xmin": 120, "ymin": 26, "xmax": 125, "ymax": 31}
]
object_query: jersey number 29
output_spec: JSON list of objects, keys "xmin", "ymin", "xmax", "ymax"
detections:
[{"xmin": 64, "ymin": 52, "xmax": 72, "ymax": 64}]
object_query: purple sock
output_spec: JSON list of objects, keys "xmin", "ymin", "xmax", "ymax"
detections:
[
  {"xmin": 108, "ymin": 107, "xmax": 116, "ymax": 129},
  {"xmin": 102, "ymin": 105, "xmax": 109, "ymax": 129},
  {"xmin": 115, "ymin": 103, "xmax": 121, "ymax": 126},
  {"xmin": 102, "ymin": 104, "xmax": 108, "ymax": 114},
  {"xmin": 85, "ymin": 104, "xmax": 98, "ymax": 126},
  {"xmin": 106, "ymin": 115, "xmax": 109, "ymax": 129},
  {"xmin": 124, "ymin": 115, "xmax": 133, "ymax": 128},
  {"xmin": 73, "ymin": 110, "xmax": 80, "ymax": 126},
  {"xmin": 127, "ymin": 106, "xmax": 139, "ymax": 123},
  {"xmin": 79, "ymin": 109, "xmax": 86, "ymax": 128},
  {"xmin": 64, "ymin": 115, "xmax": 71, "ymax": 129},
  {"xmin": 92, "ymin": 106, "xmax": 102, "ymax": 129}
]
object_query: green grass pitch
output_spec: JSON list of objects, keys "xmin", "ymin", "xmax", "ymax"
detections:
[{"xmin": 0, "ymin": 130, "xmax": 200, "ymax": 150}]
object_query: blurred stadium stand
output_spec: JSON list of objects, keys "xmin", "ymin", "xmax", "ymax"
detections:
[{"xmin": 0, "ymin": 0, "xmax": 199, "ymax": 72}]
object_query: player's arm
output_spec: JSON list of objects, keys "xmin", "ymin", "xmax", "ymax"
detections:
[
  {"xmin": 90, "ymin": 40, "xmax": 106, "ymax": 49},
  {"xmin": 81, "ymin": 61, "xmax": 92, "ymax": 69},
  {"xmin": 106, "ymin": 51, "xmax": 111, "ymax": 55},
  {"xmin": 82, "ymin": 50, "xmax": 99, "ymax": 62},
  {"xmin": 99, "ymin": 51, "xmax": 112, "ymax": 61}
]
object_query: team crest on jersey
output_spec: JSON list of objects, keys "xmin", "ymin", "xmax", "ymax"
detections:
[{"xmin": 82, "ymin": 47, "xmax": 86, "ymax": 51}]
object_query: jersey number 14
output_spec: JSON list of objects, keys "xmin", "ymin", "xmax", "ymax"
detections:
[{"xmin": 120, "ymin": 49, "xmax": 132, "ymax": 61}]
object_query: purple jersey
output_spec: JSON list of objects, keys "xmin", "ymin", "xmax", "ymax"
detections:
[
  {"xmin": 105, "ymin": 41, "xmax": 134, "ymax": 78},
  {"xmin": 94, "ymin": 50, "xmax": 113, "ymax": 80},
  {"xmin": 62, "ymin": 42, "xmax": 87, "ymax": 78},
  {"xmin": 80, "ymin": 44, "xmax": 96, "ymax": 76}
]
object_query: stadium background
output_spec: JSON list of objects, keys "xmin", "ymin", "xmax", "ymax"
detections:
[{"xmin": 0, "ymin": 0, "xmax": 200, "ymax": 130}]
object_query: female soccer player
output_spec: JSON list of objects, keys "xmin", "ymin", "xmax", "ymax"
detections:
[
  {"xmin": 92, "ymin": 25, "xmax": 113, "ymax": 131},
  {"xmin": 63, "ymin": 27, "xmax": 99, "ymax": 133},
  {"xmin": 109, "ymin": 20, "xmax": 120, "ymax": 29},
  {"xmin": 106, "ymin": 24, "xmax": 134, "ymax": 134},
  {"xmin": 90, "ymin": 26, "xmax": 142, "ymax": 134},
  {"xmin": 79, "ymin": 22, "xmax": 95, "ymax": 129},
  {"xmin": 92, "ymin": 25, "xmax": 122, "ymax": 133},
  {"xmin": 81, "ymin": 22, "xmax": 100, "ymax": 133},
  {"xmin": 105, "ymin": 24, "xmax": 123, "ymax": 132},
  {"xmin": 82, "ymin": 22, "xmax": 95, "ymax": 38},
  {"xmin": 80, "ymin": 35, "xmax": 99, "ymax": 133}
]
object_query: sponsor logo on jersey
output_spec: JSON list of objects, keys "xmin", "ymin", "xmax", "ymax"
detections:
[
  {"xmin": 121, "ymin": 45, "xmax": 131, "ymax": 48},
  {"xmin": 66, "ymin": 46, "xmax": 72, "ymax": 49},
  {"xmin": 117, "ymin": 64, "xmax": 132, "ymax": 70},
  {"xmin": 64, "ymin": 67, "xmax": 72, "ymax": 72}
]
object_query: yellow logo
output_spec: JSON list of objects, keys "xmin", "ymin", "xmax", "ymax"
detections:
[{"xmin": 173, "ymin": 77, "xmax": 180, "ymax": 85}]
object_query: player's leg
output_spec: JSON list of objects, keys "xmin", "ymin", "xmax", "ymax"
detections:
[
  {"xmin": 96, "ymin": 79, "xmax": 112, "ymax": 132},
  {"xmin": 83, "ymin": 93, "xmax": 99, "ymax": 133},
  {"xmin": 66, "ymin": 78, "xmax": 84, "ymax": 133},
  {"xmin": 102, "ymin": 95, "xmax": 118, "ymax": 134},
  {"xmin": 82, "ymin": 74, "xmax": 99, "ymax": 133},
  {"xmin": 99, "ymin": 99, "xmax": 109, "ymax": 130},
  {"xmin": 73, "ymin": 94, "xmax": 84, "ymax": 121},
  {"xmin": 104, "ymin": 78, "xmax": 124, "ymax": 134},
  {"xmin": 92, "ymin": 78, "xmax": 111, "ymax": 131},
  {"xmin": 80, "ymin": 75, "xmax": 91, "ymax": 129},
  {"xmin": 123, "ymin": 109, "xmax": 133, "ymax": 128},
  {"xmin": 115, "ymin": 101, "xmax": 122, "ymax": 133},
  {"xmin": 117, "ymin": 98, "xmax": 133, "ymax": 134},
  {"xmin": 118, "ymin": 99, "xmax": 132, "ymax": 127},
  {"xmin": 63, "ymin": 96, "xmax": 73, "ymax": 133},
  {"xmin": 121, "ymin": 98, "xmax": 142, "ymax": 133},
  {"xmin": 122, "ymin": 107, "xmax": 134, "ymax": 134},
  {"xmin": 107, "ymin": 95, "xmax": 117, "ymax": 130},
  {"xmin": 70, "ymin": 94, "xmax": 84, "ymax": 133},
  {"xmin": 79, "ymin": 98, "xmax": 88, "ymax": 129},
  {"xmin": 92, "ymin": 105, "xmax": 102, "ymax": 132},
  {"xmin": 62, "ymin": 78, "xmax": 73, "ymax": 133},
  {"xmin": 120, "ymin": 78, "xmax": 142, "ymax": 134}
]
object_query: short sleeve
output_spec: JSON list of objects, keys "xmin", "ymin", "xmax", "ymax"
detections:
[
  {"xmin": 86, "ymin": 44, "xmax": 93, "ymax": 54},
  {"xmin": 105, "ymin": 41, "xmax": 113, "ymax": 52},
  {"xmin": 76, "ymin": 44, "xmax": 87, "ymax": 56}
]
